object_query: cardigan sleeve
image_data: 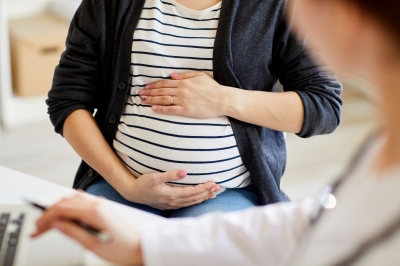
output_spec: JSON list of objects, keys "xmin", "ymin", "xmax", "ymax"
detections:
[
  {"xmin": 46, "ymin": 0, "xmax": 103, "ymax": 135},
  {"xmin": 272, "ymin": 12, "xmax": 343, "ymax": 138}
]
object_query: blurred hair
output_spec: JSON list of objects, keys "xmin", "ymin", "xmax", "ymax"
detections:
[
  {"xmin": 349, "ymin": 0, "xmax": 400, "ymax": 43},
  {"xmin": 347, "ymin": 0, "xmax": 400, "ymax": 169}
]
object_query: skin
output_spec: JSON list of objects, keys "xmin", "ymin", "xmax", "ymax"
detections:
[
  {"xmin": 140, "ymin": 73, "xmax": 304, "ymax": 133},
  {"xmin": 34, "ymin": 0, "xmax": 400, "ymax": 265},
  {"xmin": 174, "ymin": 0, "xmax": 221, "ymax": 10},
  {"xmin": 288, "ymin": 0, "xmax": 367, "ymax": 76}
]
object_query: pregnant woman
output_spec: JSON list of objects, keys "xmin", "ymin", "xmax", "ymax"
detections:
[{"xmin": 46, "ymin": 0, "xmax": 342, "ymax": 217}]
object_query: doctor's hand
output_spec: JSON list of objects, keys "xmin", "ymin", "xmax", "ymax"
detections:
[
  {"xmin": 122, "ymin": 170, "xmax": 221, "ymax": 210},
  {"xmin": 31, "ymin": 193, "xmax": 143, "ymax": 266},
  {"xmin": 139, "ymin": 72, "xmax": 232, "ymax": 119}
]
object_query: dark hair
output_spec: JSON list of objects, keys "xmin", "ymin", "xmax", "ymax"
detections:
[{"xmin": 350, "ymin": 0, "xmax": 400, "ymax": 42}]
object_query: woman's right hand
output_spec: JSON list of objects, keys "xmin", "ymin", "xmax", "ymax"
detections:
[{"xmin": 120, "ymin": 170, "xmax": 221, "ymax": 210}]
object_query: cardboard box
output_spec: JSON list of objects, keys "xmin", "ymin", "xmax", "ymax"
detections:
[{"xmin": 9, "ymin": 13, "xmax": 69, "ymax": 97}]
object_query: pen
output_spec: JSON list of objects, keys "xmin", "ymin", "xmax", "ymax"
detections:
[{"xmin": 26, "ymin": 199, "xmax": 113, "ymax": 244}]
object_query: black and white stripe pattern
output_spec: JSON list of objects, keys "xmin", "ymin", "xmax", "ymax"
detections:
[{"xmin": 114, "ymin": 0, "xmax": 251, "ymax": 191}]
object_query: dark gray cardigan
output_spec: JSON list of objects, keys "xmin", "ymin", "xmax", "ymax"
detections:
[{"xmin": 46, "ymin": 0, "xmax": 343, "ymax": 205}]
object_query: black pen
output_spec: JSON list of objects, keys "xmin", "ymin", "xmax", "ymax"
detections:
[{"xmin": 26, "ymin": 199, "xmax": 113, "ymax": 244}]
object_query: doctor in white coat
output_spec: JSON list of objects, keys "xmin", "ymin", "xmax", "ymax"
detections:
[{"xmin": 32, "ymin": 0, "xmax": 400, "ymax": 265}]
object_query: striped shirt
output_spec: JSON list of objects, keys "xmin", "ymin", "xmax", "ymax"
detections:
[{"xmin": 113, "ymin": 0, "xmax": 251, "ymax": 191}]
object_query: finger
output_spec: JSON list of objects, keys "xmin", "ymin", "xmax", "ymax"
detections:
[
  {"xmin": 145, "ymin": 80, "xmax": 180, "ymax": 90},
  {"xmin": 165, "ymin": 183, "xmax": 219, "ymax": 205},
  {"xmin": 151, "ymin": 105, "xmax": 186, "ymax": 115},
  {"xmin": 180, "ymin": 188, "xmax": 214, "ymax": 204},
  {"xmin": 177, "ymin": 182, "xmax": 219, "ymax": 198},
  {"xmin": 174, "ymin": 196, "xmax": 208, "ymax": 209},
  {"xmin": 142, "ymin": 95, "xmax": 180, "ymax": 106},
  {"xmin": 54, "ymin": 221, "xmax": 102, "ymax": 251},
  {"xmin": 138, "ymin": 88, "xmax": 176, "ymax": 97},
  {"xmin": 154, "ymin": 170, "xmax": 187, "ymax": 184},
  {"xmin": 35, "ymin": 206, "xmax": 92, "ymax": 238},
  {"xmin": 35, "ymin": 195, "xmax": 104, "ymax": 236},
  {"xmin": 181, "ymin": 182, "xmax": 221, "ymax": 198},
  {"xmin": 31, "ymin": 228, "xmax": 51, "ymax": 238},
  {"xmin": 170, "ymin": 72, "xmax": 206, "ymax": 80}
]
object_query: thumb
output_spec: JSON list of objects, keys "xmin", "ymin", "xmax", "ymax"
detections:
[
  {"xmin": 170, "ymin": 72, "xmax": 204, "ymax": 80},
  {"xmin": 156, "ymin": 170, "xmax": 187, "ymax": 184}
]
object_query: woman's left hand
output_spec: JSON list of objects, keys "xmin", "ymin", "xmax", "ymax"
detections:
[{"xmin": 139, "ymin": 72, "xmax": 230, "ymax": 119}]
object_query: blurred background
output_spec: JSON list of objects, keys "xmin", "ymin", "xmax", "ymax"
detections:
[{"xmin": 0, "ymin": 0, "xmax": 377, "ymax": 201}]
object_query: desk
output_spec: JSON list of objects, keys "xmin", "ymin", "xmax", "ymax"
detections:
[
  {"xmin": 0, "ymin": 165, "xmax": 164, "ymax": 265},
  {"xmin": 0, "ymin": 165, "xmax": 74, "ymax": 205}
]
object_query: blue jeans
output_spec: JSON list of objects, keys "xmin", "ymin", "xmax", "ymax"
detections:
[{"xmin": 85, "ymin": 178, "xmax": 260, "ymax": 218}]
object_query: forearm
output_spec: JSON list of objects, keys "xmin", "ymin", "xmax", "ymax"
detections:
[
  {"xmin": 221, "ymin": 88, "xmax": 304, "ymax": 133},
  {"xmin": 63, "ymin": 109, "xmax": 134, "ymax": 194}
]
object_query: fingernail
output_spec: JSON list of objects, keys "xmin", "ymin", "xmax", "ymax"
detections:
[
  {"xmin": 210, "ymin": 195, "xmax": 217, "ymax": 199},
  {"xmin": 138, "ymin": 90, "xmax": 145, "ymax": 95},
  {"xmin": 151, "ymin": 106, "xmax": 158, "ymax": 110},
  {"xmin": 210, "ymin": 184, "xmax": 218, "ymax": 190},
  {"xmin": 171, "ymin": 73, "xmax": 179, "ymax": 78},
  {"xmin": 215, "ymin": 187, "xmax": 222, "ymax": 192},
  {"xmin": 141, "ymin": 96, "xmax": 147, "ymax": 101},
  {"xmin": 178, "ymin": 170, "xmax": 187, "ymax": 178},
  {"xmin": 144, "ymin": 85, "xmax": 150, "ymax": 89}
]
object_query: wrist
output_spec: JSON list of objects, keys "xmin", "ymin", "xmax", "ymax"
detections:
[
  {"xmin": 108, "ymin": 168, "xmax": 138, "ymax": 200},
  {"xmin": 218, "ymin": 85, "xmax": 243, "ymax": 117}
]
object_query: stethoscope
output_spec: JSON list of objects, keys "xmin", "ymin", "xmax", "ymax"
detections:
[{"xmin": 286, "ymin": 131, "xmax": 400, "ymax": 266}]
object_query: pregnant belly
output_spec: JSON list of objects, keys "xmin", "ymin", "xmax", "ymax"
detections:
[{"xmin": 113, "ymin": 113, "xmax": 250, "ymax": 188}]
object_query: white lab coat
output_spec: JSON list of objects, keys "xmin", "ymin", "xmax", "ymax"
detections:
[{"xmin": 141, "ymin": 137, "xmax": 400, "ymax": 266}]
